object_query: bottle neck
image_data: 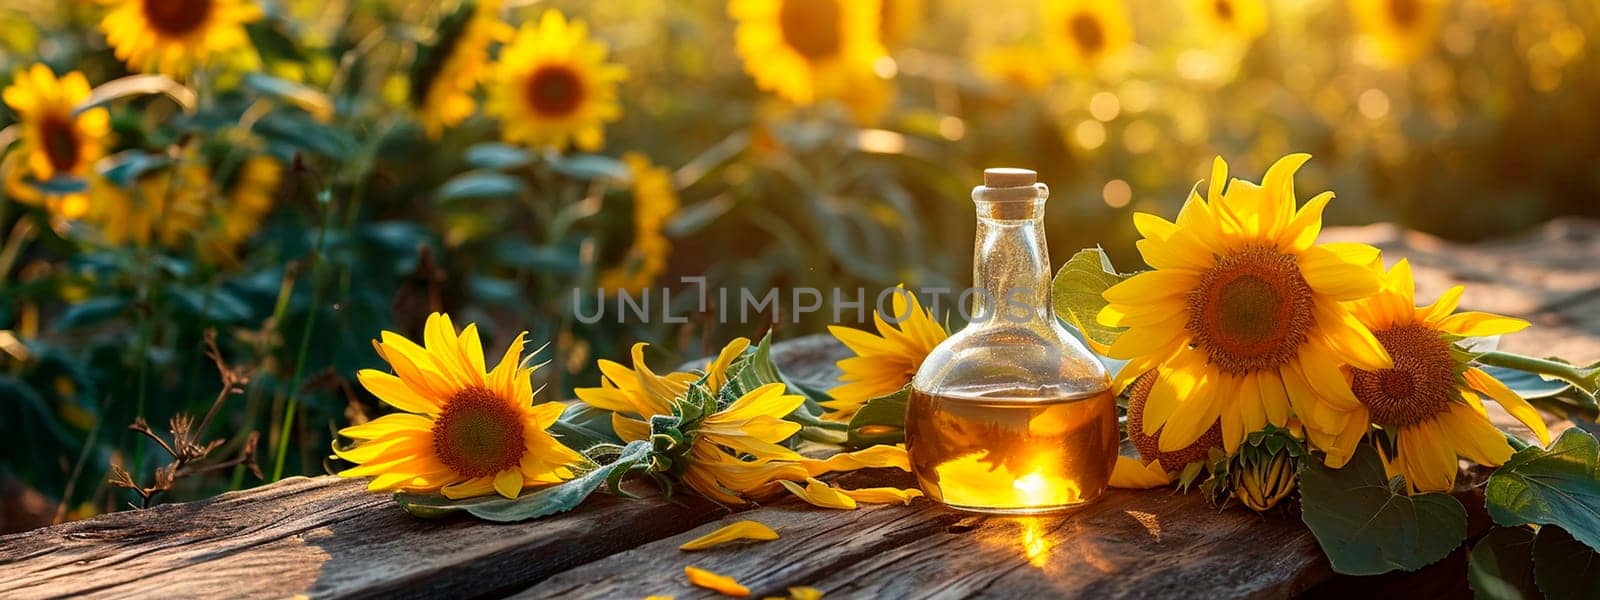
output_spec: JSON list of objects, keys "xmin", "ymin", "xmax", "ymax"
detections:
[{"xmin": 971, "ymin": 200, "xmax": 1054, "ymax": 327}]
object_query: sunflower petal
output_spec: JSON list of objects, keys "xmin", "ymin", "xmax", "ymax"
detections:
[
  {"xmin": 1298, "ymin": 242, "xmax": 1383, "ymax": 300},
  {"xmin": 1435, "ymin": 312, "xmax": 1531, "ymax": 337},
  {"xmin": 1463, "ymin": 367, "xmax": 1551, "ymax": 446},
  {"xmin": 1109, "ymin": 456, "xmax": 1172, "ymax": 489},
  {"xmin": 679, "ymin": 520, "xmax": 780, "ymax": 551},
  {"xmin": 685, "ymin": 566, "xmax": 750, "ymax": 597},
  {"xmin": 779, "ymin": 478, "xmax": 858, "ymax": 510}
]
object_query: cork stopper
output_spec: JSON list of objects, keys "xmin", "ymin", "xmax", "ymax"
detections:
[{"xmin": 983, "ymin": 168, "xmax": 1037, "ymax": 188}]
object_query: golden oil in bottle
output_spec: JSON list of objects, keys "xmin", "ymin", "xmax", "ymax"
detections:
[
  {"xmin": 907, "ymin": 386, "xmax": 1118, "ymax": 513},
  {"xmin": 907, "ymin": 168, "xmax": 1117, "ymax": 514}
]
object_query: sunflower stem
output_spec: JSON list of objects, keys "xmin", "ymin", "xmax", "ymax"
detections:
[{"xmin": 1477, "ymin": 351, "xmax": 1600, "ymax": 395}]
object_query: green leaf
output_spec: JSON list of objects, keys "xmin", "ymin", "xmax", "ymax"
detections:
[
  {"xmin": 551, "ymin": 403, "xmax": 623, "ymax": 451},
  {"xmin": 242, "ymin": 73, "xmax": 332, "ymax": 119},
  {"xmin": 245, "ymin": 20, "xmax": 307, "ymax": 62},
  {"xmin": 252, "ymin": 112, "xmax": 354, "ymax": 159},
  {"xmin": 394, "ymin": 440, "xmax": 650, "ymax": 522},
  {"xmin": 464, "ymin": 143, "xmax": 534, "ymax": 170},
  {"xmin": 1533, "ymin": 525, "xmax": 1600, "ymax": 600},
  {"xmin": 1469, "ymin": 527, "xmax": 1539, "ymax": 600},
  {"xmin": 1487, "ymin": 429, "xmax": 1600, "ymax": 552},
  {"xmin": 846, "ymin": 385, "xmax": 910, "ymax": 448},
  {"xmin": 1050, "ymin": 247, "xmax": 1131, "ymax": 349},
  {"xmin": 1298, "ymin": 444, "xmax": 1468, "ymax": 575},
  {"xmin": 549, "ymin": 153, "xmax": 628, "ymax": 181},
  {"xmin": 437, "ymin": 171, "xmax": 525, "ymax": 202},
  {"xmin": 51, "ymin": 297, "xmax": 130, "ymax": 331}
]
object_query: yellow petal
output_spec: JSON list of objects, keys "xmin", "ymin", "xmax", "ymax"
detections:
[
  {"xmin": 1439, "ymin": 403, "xmax": 1514, "ymax": 467},
  {"xmin": 803, "ymin": 445, "xmax": 910, "ymax": 476},
  {"xmin": 493, "ymin": 469, "xmax": 524, "ymax": 499},
  {"xmin": 1420, "ymin": 285, "xmax": 1465, "ymax": 325},
  {"xmin": 779, "ymin": 478, "xmax": 858, "ymax": 510},
  {"xmin": 679, "ymin": 520, "xmax": 780, "ymax": 551},
  {"xmin": 1102, "ymin": 270, "xmax": 1200, "ymax": 305},
  {"xmin": 1463, "ymin": 367, "xmax": 1551, "ymax": 446},
  {"xmin": 685, "ymin": 566, "xmax": 750, "ymax": 598},
  {"xmin": 836, "ymin": 486, "xmax": 923, "ymax": 505},
  {"xmin": 1298, "ymin": 242, "xmax": 1383, "ymax": 301},
  {"xmin": 1280, "ymin": 191, "xmax": 1334, "ymax": 252},
  {"xmin": 788, "ymin": 587, "xmax": 824, "ymax": 600},
  {"xmin": 1109, "ymin": 456, "xmax": 1172, "ymax": 489},
  {"xmin": 1436, "ymin": 312, "xmax": 1531, "ymax": 338}
]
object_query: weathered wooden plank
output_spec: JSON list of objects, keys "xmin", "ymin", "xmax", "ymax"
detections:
[
  {"xmin": 0, "ymin": 475, "xmax": 724, "ymax": 599},
  {"xmin": 519, "ymin": 480, "xmax": 1331, "ymax": 599}
]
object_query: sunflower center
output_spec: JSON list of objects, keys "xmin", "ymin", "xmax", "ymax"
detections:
[
  {"xmin": 1068, "ymin": 12, "xmax": 1105, "ymax": 56},
  {"xmin": 1213, "ymin": 0, "xmax": 1235, "ymax": 22},
  {"xmin": 1187, "ymin": 245, "xmax": 1316, "ymax": 375},
  {"xmin": 142, "ymin": 0, "xmax": 213, "ymax": 37},
  {"xmin": 1388, "ymin": 0, "xmax": 1419, "ymax": 27},
  {"xmin": 779, "ymin": 0, "xmax": 842, "ymax": 60},
  {"xmin": 1127, "ymin": 371, "xmax": 1223, "ymax": 472},
  {"xmin": 431, "ymin": 386, "xmax": 526, "ymax": 477},
  {"xmin": 39, "ymin": 115, "xmax": 81, "ymax": 173},
  {"xmin": 1352, "ymin": 324, "xmax": 1456, "ymax": 427},
  {"xmin": 523, "ymin": 65, "xmax": 586, "ymax": 117}
]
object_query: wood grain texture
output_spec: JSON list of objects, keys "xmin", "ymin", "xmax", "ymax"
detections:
[
  {"xmin": 0, "ymin": 220, "xmax": 1594, "ymax": 599},
  {"xmin": 0, "ymin": 474, "xmax": 725, "ymax": 599},
  {"xmin": 520, "ymin": 482, "xmax": 1331, "ymax": 599}
]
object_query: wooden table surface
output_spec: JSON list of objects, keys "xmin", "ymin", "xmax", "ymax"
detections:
[{"xmin": 1, "ymin": 219, "xmax": 1595, "ymax": 599}]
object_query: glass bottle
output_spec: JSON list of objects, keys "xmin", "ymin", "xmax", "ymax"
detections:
[{"xmin": 906, "ymin": 168, "xmax": 1117, "ymax": 514}]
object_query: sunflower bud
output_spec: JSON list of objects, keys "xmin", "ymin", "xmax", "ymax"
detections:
[{"xmin": 1202, "ymin": 424, "xmax": 1305, "ymax": 512}]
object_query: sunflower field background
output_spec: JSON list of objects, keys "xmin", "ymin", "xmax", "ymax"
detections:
[{"xmin": 0, "ymin": 0, "xmax": 1596, "ymax": 528}]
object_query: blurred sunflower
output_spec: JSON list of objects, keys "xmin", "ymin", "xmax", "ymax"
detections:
[
  {"xmin": 1098, "ymin": 154, "xmax": 1392, "ymax": 462},
  {"xmin": 90, "ymin": 153, "xmax": 209, "ymax": 250},
  {"xmin": 487, "ymin": 9, "xmax": 626, "ymax": 152},
  {"xmin": 976, "ymin": 45, "xmax": 1053, "ymax": 91},
  {"xmin": 1349, "ymin": 0, "xmax": 1444, "ymax": 65},
  {"xmin": 574, "ymin": 338, "xmax": 746, "ymax": 442},
  {"xmin": 1189, "ymin": 0, "xmax": 1267, "ymax": 43},
  {"xmin": 878, "ymin": 0, "xmax": 924, "ymax": 49},
  {"xmin": 1, "ymin": 64, "xmax": 110, "ymax": 220},
  {"xmin": 597, "ymin": 153, "xmax": 679, "ymax": 293},
  {"xmin": 824, "ymin": 287, "xmax": 947, "ymax": 421},
  {"xmin": 334, "ymin": 313, "xmax": 583, "ymax": 499},
  {"xmin": 1312, "ymin": 261, "xmax": 1550, "ymax": 493},
  {"xmin": 197, "ymin": 155, "xmax": 281, "ymax": 265},
  {"xmin": 99, "ymin": 0, "xmax": 262, "ymax": 77},
  {"xmin": 728, "ymin": 0, "xmax": 888, "ymax": 113},
  {"xmin": 411, "ymin": 0, "xmax": 512, "ymax": 139},
  {"xmin": 1042, "ymin": 0, "xmax": 1133, "ymax": 72}
]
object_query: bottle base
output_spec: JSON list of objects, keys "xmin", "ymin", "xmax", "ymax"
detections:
[{"xmin": 935, "ymin": 499, "xmax": 1097, "ymax": 515}]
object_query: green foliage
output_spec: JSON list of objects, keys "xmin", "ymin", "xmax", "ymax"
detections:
[
  {"xmin": 1531, "ymin": 526, "xmax": 1600, "ymax": 600},
  {"xmin": 846, "ymin": 385, "xmax": 910, "ymax": 449},
  {"xmin": 1298, "ymin": 444, "xmax": 1468, "ymax": 575},
  {"xmin": 1050, "ymin": 247, "xmax": 1132, "ymax": 350},
  {"xmin": 395, "ymin": 440, "xmax": 651, "ymax": 522},
  {"xmin": 1486, "ymin": 429, "xmax": 1600, "ymax": 553},
  {"xmin": 1469, "ymin": 527, "xmax": 1540, "ymax": 600}
]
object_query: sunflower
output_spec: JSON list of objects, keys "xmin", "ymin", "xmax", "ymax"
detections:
[
  {"xmin": 1189, "ymin": 0, "xmax": 1268, "ymax": 43},
  {"xmin": 1349, "ymin": 0, "xmax": 1444, "ymax": 66},
  {"xmin": 334, "ymin": 313, "xmax": 583, "ymax": 499},
  {"xmin": 825, "ymin": 287, "xmax": 948, "ymax": 421},
  {"xmin": 597, "ymin": 153, "xmax": 679, "ymax": 294},
  {"xmin": 90, "ymin": 153, "xmax": 210, "ymax": 250},
  {"xmin": 411, "ymin": 0, "xmax": 512, "ymax": 139},
  {"xmin": 2, "ymin": 64, "xmax": 110, "ymax": 220},
  {"xmin": 99, "ymin": 0, "xmax": 262, "ymax": 77},
  {"xmin": 1097, "ymin": 154, "xmax": 1392, "ymax": 463},
  {"xmin": 728, "ymin": 0, "xmax": 887, "ymax": 108},
  {"xmin": 196, "ymin": 155, "xmax": 281, "ymax": 264},
  {"xmin": 486, "ymin": 10, "xmax": 626, "ymax": 152},
  {"xmin": 976, "ymin": 45, "xmax": 1053, "ymax": 91},
  {"xmin": 574, "ymin": 338, "xmax": 747, "ymax": 442},
  {"xmin": 1042, "ymin": 0, "xmax": 1134, "ymax": 72},
  {"xmin": 679, "ymin": 382, "xmax": 813, "ymax": 505},
  {"xmin": 1305, "ymin": 260, "xmax": 1550, "ymax": 493},
  {"xmin": 878, "ymin": 0, "xmax": 924, "ymax": 49}
]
